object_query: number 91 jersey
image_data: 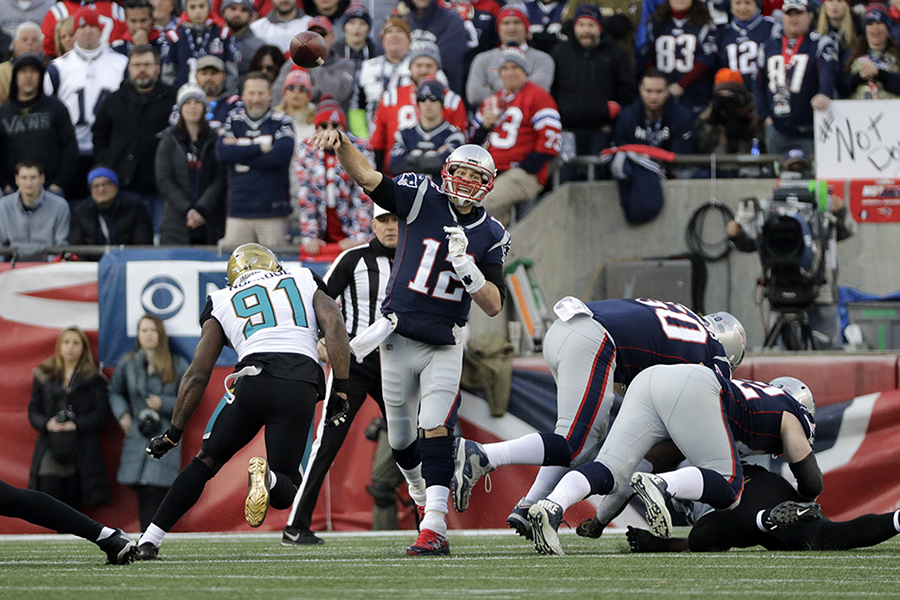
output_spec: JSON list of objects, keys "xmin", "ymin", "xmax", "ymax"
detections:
[
  {"xmin": 587, "ymin": 298, "xmax": 732, "ymax": 384},
  {"xmin": 206, "ymin": 268, "xmax": 324, "ymax": 362}
]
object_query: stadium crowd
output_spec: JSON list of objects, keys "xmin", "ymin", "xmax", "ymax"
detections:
[{"xmin": 1, "ymin": 0, "xmax": 897, "ymax": 255}]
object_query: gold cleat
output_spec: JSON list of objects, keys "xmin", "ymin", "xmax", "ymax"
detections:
[{"xmin": 245, "ymin": 456, "xmax": 270, "ymax": 527}]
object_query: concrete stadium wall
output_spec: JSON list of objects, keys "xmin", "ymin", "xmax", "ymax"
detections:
[{"xmin": 471, "ymin": 179, "xmax": 900, "ymax": 351}]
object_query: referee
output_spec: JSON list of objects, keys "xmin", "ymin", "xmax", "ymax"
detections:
[{"xmin": 283, "ymin": 205, "xmax": 399, "ymax": 545}]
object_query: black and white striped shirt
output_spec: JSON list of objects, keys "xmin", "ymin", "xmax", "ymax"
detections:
[{"xmin": 322, "ymin": 237, "xmax": 394, "ymax": 338}]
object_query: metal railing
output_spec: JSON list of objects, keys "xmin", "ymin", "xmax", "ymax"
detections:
[{"xmin": 549, "ymin": 153, "xmax": 782, "ymax": 189}]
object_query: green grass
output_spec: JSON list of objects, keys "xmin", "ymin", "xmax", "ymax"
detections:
[{"xmin": 1, "ymin": 530, "xmax": 898, "ymax": 600}]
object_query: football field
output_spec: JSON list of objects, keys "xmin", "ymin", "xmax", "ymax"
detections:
[{"xmin": 1, "ymin": 529, "xmax": 898, "ymax": 600}]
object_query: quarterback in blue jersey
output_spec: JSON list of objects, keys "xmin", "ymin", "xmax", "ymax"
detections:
[
  {"xmin": 527, "ymin": 365, "xmax": 819, "ymax": 555},
  {"xmin": 754, "ymin": 0, "xmax": 837, "ymax": 154},
  {"xmin": 451, "ymin": 296, "xmax": 746, "ymax": 540},
  {"xmin": 314, "ymin": 129, "xmax": 510, "ymax": 557},
  {"xmin": 717, "ymin": 0, "xmax": 781, "ymax": 90}
]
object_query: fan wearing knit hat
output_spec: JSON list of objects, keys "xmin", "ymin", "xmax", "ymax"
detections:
[
  {"xmin": 694, "ymin": 68, "xmax": 759, "ymax": 154},
  {"xmin": 293, "ymin": 95, "xmax": 376, "ymax": 256},
  {"xmin": 334, "ymin": 2, "xmax": 377, "ymax": 68},
  {"xmin": 842, "ymin": 3, "xmax": 900, "ymax": 100},
  {"xmin": 388, "ymin": 77, "xmax": 466, "ymax": 182},
  {"xmin": 465, "ymin": 4, "xmax": 555, "ymax": 109}
]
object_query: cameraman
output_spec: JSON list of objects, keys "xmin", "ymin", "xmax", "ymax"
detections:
[
  {"xmin": 726, "ymin": 147, "xmax": 856, "ymax": 349},
  {"xmin": 696, "ymin": 69, "xmax": 761, "ymax": 155}
]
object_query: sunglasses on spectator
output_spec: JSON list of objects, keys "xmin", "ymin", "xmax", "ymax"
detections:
[
  {"xmin": 285, "ymin": 85, "xmax": 309, "ymax": 93},
  {"xmin": 316, "ymin": 122, "xmax": 342, "ymax": 130},
  {"xmin": 417, "ymin": 94, "xmax": 441, "ymax": 103},
  {"xmin": 261, "ymin": 65, "xmax": 278, "ymax": 73}
]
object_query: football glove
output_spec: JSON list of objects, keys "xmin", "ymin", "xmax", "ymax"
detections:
[
  {"xmin": 325, "ymin": 391, "xmax": 349, "ymax": 427},
  {"xmin": 146, "ymin": 430, "xmax": 179, "ymax": 459},
  {"xmin": 443, "ymin": 226, "xmax": 468, "ymax": 259}
]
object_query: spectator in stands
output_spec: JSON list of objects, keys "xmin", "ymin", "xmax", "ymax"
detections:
[
  {"xmin": 250, "ymin": 0, "xmax": 312, "ymax": 52},
  {"xmin": 45, "ymin": 7, "xmax": 128, "ymax": 202},
  {"xmin": 357, "ymin": 16, "xmax": 411, "ymax": 127},
  {"xmin": 0, "ymin": 21, "xmax": 45, "ymax": 106},
  {"xmin": 69, "ymin": 166, "xmax": 154, "ymax": 248},
  {"xmin": 370, "ymin": 40, "xmax": 467, "ymax": 173},
  {"xmin": 467, "ymin": 5, "xmax": 554, "ymax": 109},
  {"xmin": 216, "ymin": 72, "xmax": 295, "ymax": 248},
  {"xmin": 0, "ymin": 161, "xmax": 70, "ymax": 262},
  {"xmin": 54, "ymin": 16, "xmax": 76, "ymax": 56},
  {"xmin": 93, "ymin": 45, "xmax": 177, "ymax": 240},
  {"xmin": 221, "ymin": 0, "xmax": 265, "ymax": 78},
  {"xmin": 109, "ymin": 314, "xmax": 189, "ymax": 531},
  {"xmin": 695, "ymin": 68, "xmax": 760, "ymax": 154},
  {"xmin": 0, "ymin": 1, "xmax": 54, "ymax": 38},
  {"xmin": 473, "ymin": 46, "xmax": 561, "ymax": 225},
  {"xmin": 28, "ymin": 326, "xmax": 111, "ymax": 509},
  {"xmin": 304, "ymin": 0, "xmax": 349, "ymax": 21},
  {"xmin": 335, "ymin": 3, "xmax": 375, "ymax": 66},
  {"xmin": 275, "ymin": 69, "xmax": 316, "ymax": 218},
  {"xmin": 41, "ymin": 0, "xmax": 128, "ymax": 60},
  {"xmin": 195, "ymin": 55, "xmax": 241, "ymax": 128},
  {"xmin": 563, "ymin": 0, "xmax": 642, "ymax": 65},
  {"xmin": 523, "ymin": 0, "xmax": 567, "ymax": 54},
  {"xmin": 157, "ymin": 84, "xmax": 227, "ymax": 245},
  {"xmin": 112, "ymin": 0, "xmax": 165, "ymax": 56},
  {"xmin": 717, "ymin": 0, "xmax": 781, "ymax": 92},
  {"xmin": 447, "ymin": 0, "xmax": 500, "ymax": 71},
  {"xmin": 841, "ymin": 4, "xmax": 900, "ymax": 99},
  {"xmin": 815, "ymin": 0, "xmax": 859, "ymax": 56},
  {"xmin": 160, "ymin": 0, "xmax": 239, "ymax": 92},
  {"xmin": 248, "ymin": 43, "xmax": 286, "ymax": 84},
  {"xmin": 755, "ymin": 0, "xmax": 837, "ymax": 156},
  {"xmin": 551, "ymin": 4, "xmax": 635, "ymax": 175},
  {"xmin": 295, "ymin": 97, "xmax": 374, "ymax": 256},
  {"xmin": 0, "ymin": 54, "xmax": 78, "ymax": 197},
  {"xmin": 641, "ymin": 0, "xmax": 718, "ymax": 116},
  {"xmin": 389, "ymin": 78, "xmax": 466, "ymax": 181},
  {"xmin": 150, "ymin": 0, "xmax": 181, "ymax": 32},
  {"xmin": 614, "ymin": 68, "xmax": 696, "ymax": 153},
  {"xmin": 398, "ymin": 0, "xmax": 469, "ymax": 95}
]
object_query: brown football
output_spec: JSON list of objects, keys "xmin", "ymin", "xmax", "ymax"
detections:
[{"xmin": 289, "ymin": 31, "xmax": 328, "ymax": 68}]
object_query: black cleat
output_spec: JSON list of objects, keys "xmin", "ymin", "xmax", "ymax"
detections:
[
  {"xmin": 282, "ymin": 526, "xmax": 325, "ymax": 546},
  {"xmin": 97, "ymin": 528, "xmax": 136, "ymax": 565},
  {"xmin": 764, "ymin": 501, "xmax": 823, "ymax": 530},
  {"xmin": 133, "ymin": 542, "xmax": 159, "ymax": 561}
]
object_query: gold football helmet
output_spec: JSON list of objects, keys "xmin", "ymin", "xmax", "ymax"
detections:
[{"xmin": 226, "ymin": 243, "xmax": 282, "ymax": 286}]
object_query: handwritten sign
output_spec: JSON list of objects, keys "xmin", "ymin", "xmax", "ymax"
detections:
[{"xmin": 814, "ymin": 99, "xmax": 900, "ymax": 180}]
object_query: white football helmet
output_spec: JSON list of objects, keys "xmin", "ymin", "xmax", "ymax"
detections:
[
  {"xmin": 702, "ymin": 312, "xmax": 747, "ymax": 369},
  {"xmin": 441, "ymin": 144, "xmax": 496, "ymax": 207},
  {"xmin": 770, "ymin": 376, "xmax": 815, "ymax": 417}
]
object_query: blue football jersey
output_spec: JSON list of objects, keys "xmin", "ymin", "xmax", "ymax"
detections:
[
  {"xmin": 587, "ymin": 298, "xmax": 732, "ymax": 384},
  {"xmin": 718, "ymin": 375, "xmax": 816, "ymax": 456},
  {"xmin": 755, "ymin": 31, "xmax": 838, "ymax": 138},
  {"xmin": 643, "ymin": 18, "xmax": 719, "ymax": 114},
  {"xmin": 717, "ymin": 15, "xmax": 781, "ymax": 90},
  {"xmin": 382, "ymin": 173, "xmax": 510, "ymax": 345}
]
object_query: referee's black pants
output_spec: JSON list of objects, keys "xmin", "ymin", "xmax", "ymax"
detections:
[{"xmin": 290, "ymin": 352, "xmax": 385, "ymax": 530}]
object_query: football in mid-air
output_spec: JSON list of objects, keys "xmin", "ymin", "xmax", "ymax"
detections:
[{"xmin": 289, "ymin": 31, "xmax": 328, "ymax": 68}]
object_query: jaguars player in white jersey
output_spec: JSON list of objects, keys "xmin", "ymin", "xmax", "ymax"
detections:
[{"xmin": 133, "ymin": 244, "xmax": 351, "ymax": 560}]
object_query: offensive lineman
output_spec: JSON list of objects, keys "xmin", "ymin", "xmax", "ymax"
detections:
[
  {"xmin": 315, "ymin": 128, "xmax": 510, "ymax": 557},
  {"xmin": 452, "ymin": 297, "xmax": 745, "ymax": 541},
  {"xmin": 528, "ymin": 366, "xmax": 819, "ymax": 555},
  {"xmin": 132, "ymin": 244, "xmax": 351, "ymax": 560}
]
